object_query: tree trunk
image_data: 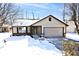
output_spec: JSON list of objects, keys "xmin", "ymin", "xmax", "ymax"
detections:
[{"xmin": 74, "ymin": 21, "xmax": 79, "ymax": 34}]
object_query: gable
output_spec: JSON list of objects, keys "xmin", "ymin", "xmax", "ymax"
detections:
[{"xmin": 32, "ymin": 15, "xmax": 67, "ymax": 27}]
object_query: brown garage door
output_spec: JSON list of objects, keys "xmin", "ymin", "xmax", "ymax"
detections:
[{"xmin": 44, "ymin": 27, "xmax": 64, "ymax": 37}]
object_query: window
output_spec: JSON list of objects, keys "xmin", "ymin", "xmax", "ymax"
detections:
[
  {"xmin": 49, "ymin": 17, "xmax": 51, "ymax": 21},
  {"xmin": 18, "ymin": 27, "xmax": 26, "ymax": 33}
]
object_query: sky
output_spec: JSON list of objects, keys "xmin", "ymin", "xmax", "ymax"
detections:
[{"xmin": 16, "ymin": 3, "xmax": 64, "ymax": 20}]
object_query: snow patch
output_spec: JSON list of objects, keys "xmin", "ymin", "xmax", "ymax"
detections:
[{"xmin": 66, "ymin": 33, "xmax": 79, "ymax": 41}]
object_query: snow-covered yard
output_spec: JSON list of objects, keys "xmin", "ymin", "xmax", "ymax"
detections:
[
  {"xmin": 0, "ymin": 32, "xmax": 12, "ymax": 48},
  {"xmin": 0, "ymin": 33, "xmax": 62, "ymax": 59},
  {"xmin": 65, "ymin": 33, "xmax": 79, "ymax": 42}
]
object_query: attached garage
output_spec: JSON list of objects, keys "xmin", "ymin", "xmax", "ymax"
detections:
[
  {"xmin": 31, "ymin": 15, "xmax": 68, "ymax": 37},
  {"xmin": 44, "ymin": 27, "xmax": 64, "ymax": 37}
]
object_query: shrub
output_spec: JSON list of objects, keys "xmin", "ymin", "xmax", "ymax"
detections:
[{"xmin": 62, "ymin": 40, "xmax": 78, "ymax": 56}]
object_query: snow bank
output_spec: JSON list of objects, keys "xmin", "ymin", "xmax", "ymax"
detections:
[
  {"xmin": 0, "ymin": 32, "xmax": 12, "ymax": 48},
  {"xmin": 0, "ymin": 32, "xmax": 12, "ymax": 41},
  {"xmin": 0, "ymin": 41, "xmax": 5, "ymax": 48},
  {"xmin": 66, "ymin": 33, "xmax": 79, "ymax": 41},
  {"xmin": 0, "ymin": 34, "xmax": 62, "ymax": 59}
]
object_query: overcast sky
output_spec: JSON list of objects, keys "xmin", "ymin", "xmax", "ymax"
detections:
[{"xmin": 16, "ymin": 3, "xmax": 64, "ymax": 20}]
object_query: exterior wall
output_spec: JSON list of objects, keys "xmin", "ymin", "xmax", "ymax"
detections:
[
  {"xmin": 32, "ymin": 16, "xmax": 66, "ymax": 34},
  {"xmin": 66, "ymin": 21, "xmax": 76, "ymax": 33}
]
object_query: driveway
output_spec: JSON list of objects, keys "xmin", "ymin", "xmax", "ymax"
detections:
[
  {"xmin": 32, "ymin": 35, "xmax": 63, "ymax": 50},
  {"xmin": 45, "ymin": 38, "xmax": 63, "ymax": 50}
]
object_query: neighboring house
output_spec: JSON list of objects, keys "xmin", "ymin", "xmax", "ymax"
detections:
[
  {"xmin": 0, "ymin": 24, "xmax": 11, "ymax": 32},
  {"xmin": 66, "ymin": 20, "xmax": 76, "ymax": 33},
  {"xmin": 12, "ymin": 15, "xmax": 68, "ymax": 37}
]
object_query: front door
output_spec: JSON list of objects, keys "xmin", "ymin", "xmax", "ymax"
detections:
[{"xmin": 32, "ymin": 26, "xmax": 42, "ymax": 36}]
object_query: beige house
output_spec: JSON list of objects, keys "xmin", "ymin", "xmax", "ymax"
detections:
[{"xmin": 12, "ymin": 15, "xmax": 68, "ymax": 37}]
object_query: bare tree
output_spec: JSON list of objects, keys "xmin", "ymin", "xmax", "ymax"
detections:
[
  {"xmin": 32, "ymin": 11, "xmax": 35, "ymax": 19},
  {"xmin": 0, "ymin": 3, "xmax": 19, "ymax": 26},
  {"xmin": 37, "ymin": 14, "xmax": 39, "ymax": 20},
  {"xmin": 65, "ymin": 3, "xmax": 79, "ymax": 34},
  {"xmin": 26, "ymin": 10, "xmax": 27, "ymax": 19}
]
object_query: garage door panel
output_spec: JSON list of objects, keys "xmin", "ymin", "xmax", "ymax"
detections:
[{"xmin": 44, "ymin": 27, "xmax": 63, "ymax": 37}]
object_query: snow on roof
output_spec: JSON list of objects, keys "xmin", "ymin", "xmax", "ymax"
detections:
[{"xmin": 12, "ymin": 19, "xmax": 39, "ymax": 26}]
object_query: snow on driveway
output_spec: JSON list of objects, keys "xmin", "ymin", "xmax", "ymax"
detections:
[
  {"xmin": 46, "ymin": 38, "xmax": 62, "ymax": 50},
  {"xmin": 0, "ymin": 33, "xmax": 62, "ymax": 59}
]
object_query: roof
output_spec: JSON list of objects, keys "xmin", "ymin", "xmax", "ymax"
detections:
[
  {"xmin": 12, "ymin": 15, "xmax": 68, "ymax": 27},
  {"xmin": 12, "ymin": 19, "xmax": 39, "ymax": 26},
  {"xmin": 31, "ymin": 15, "xmax": 68, "ymax": 26}
]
